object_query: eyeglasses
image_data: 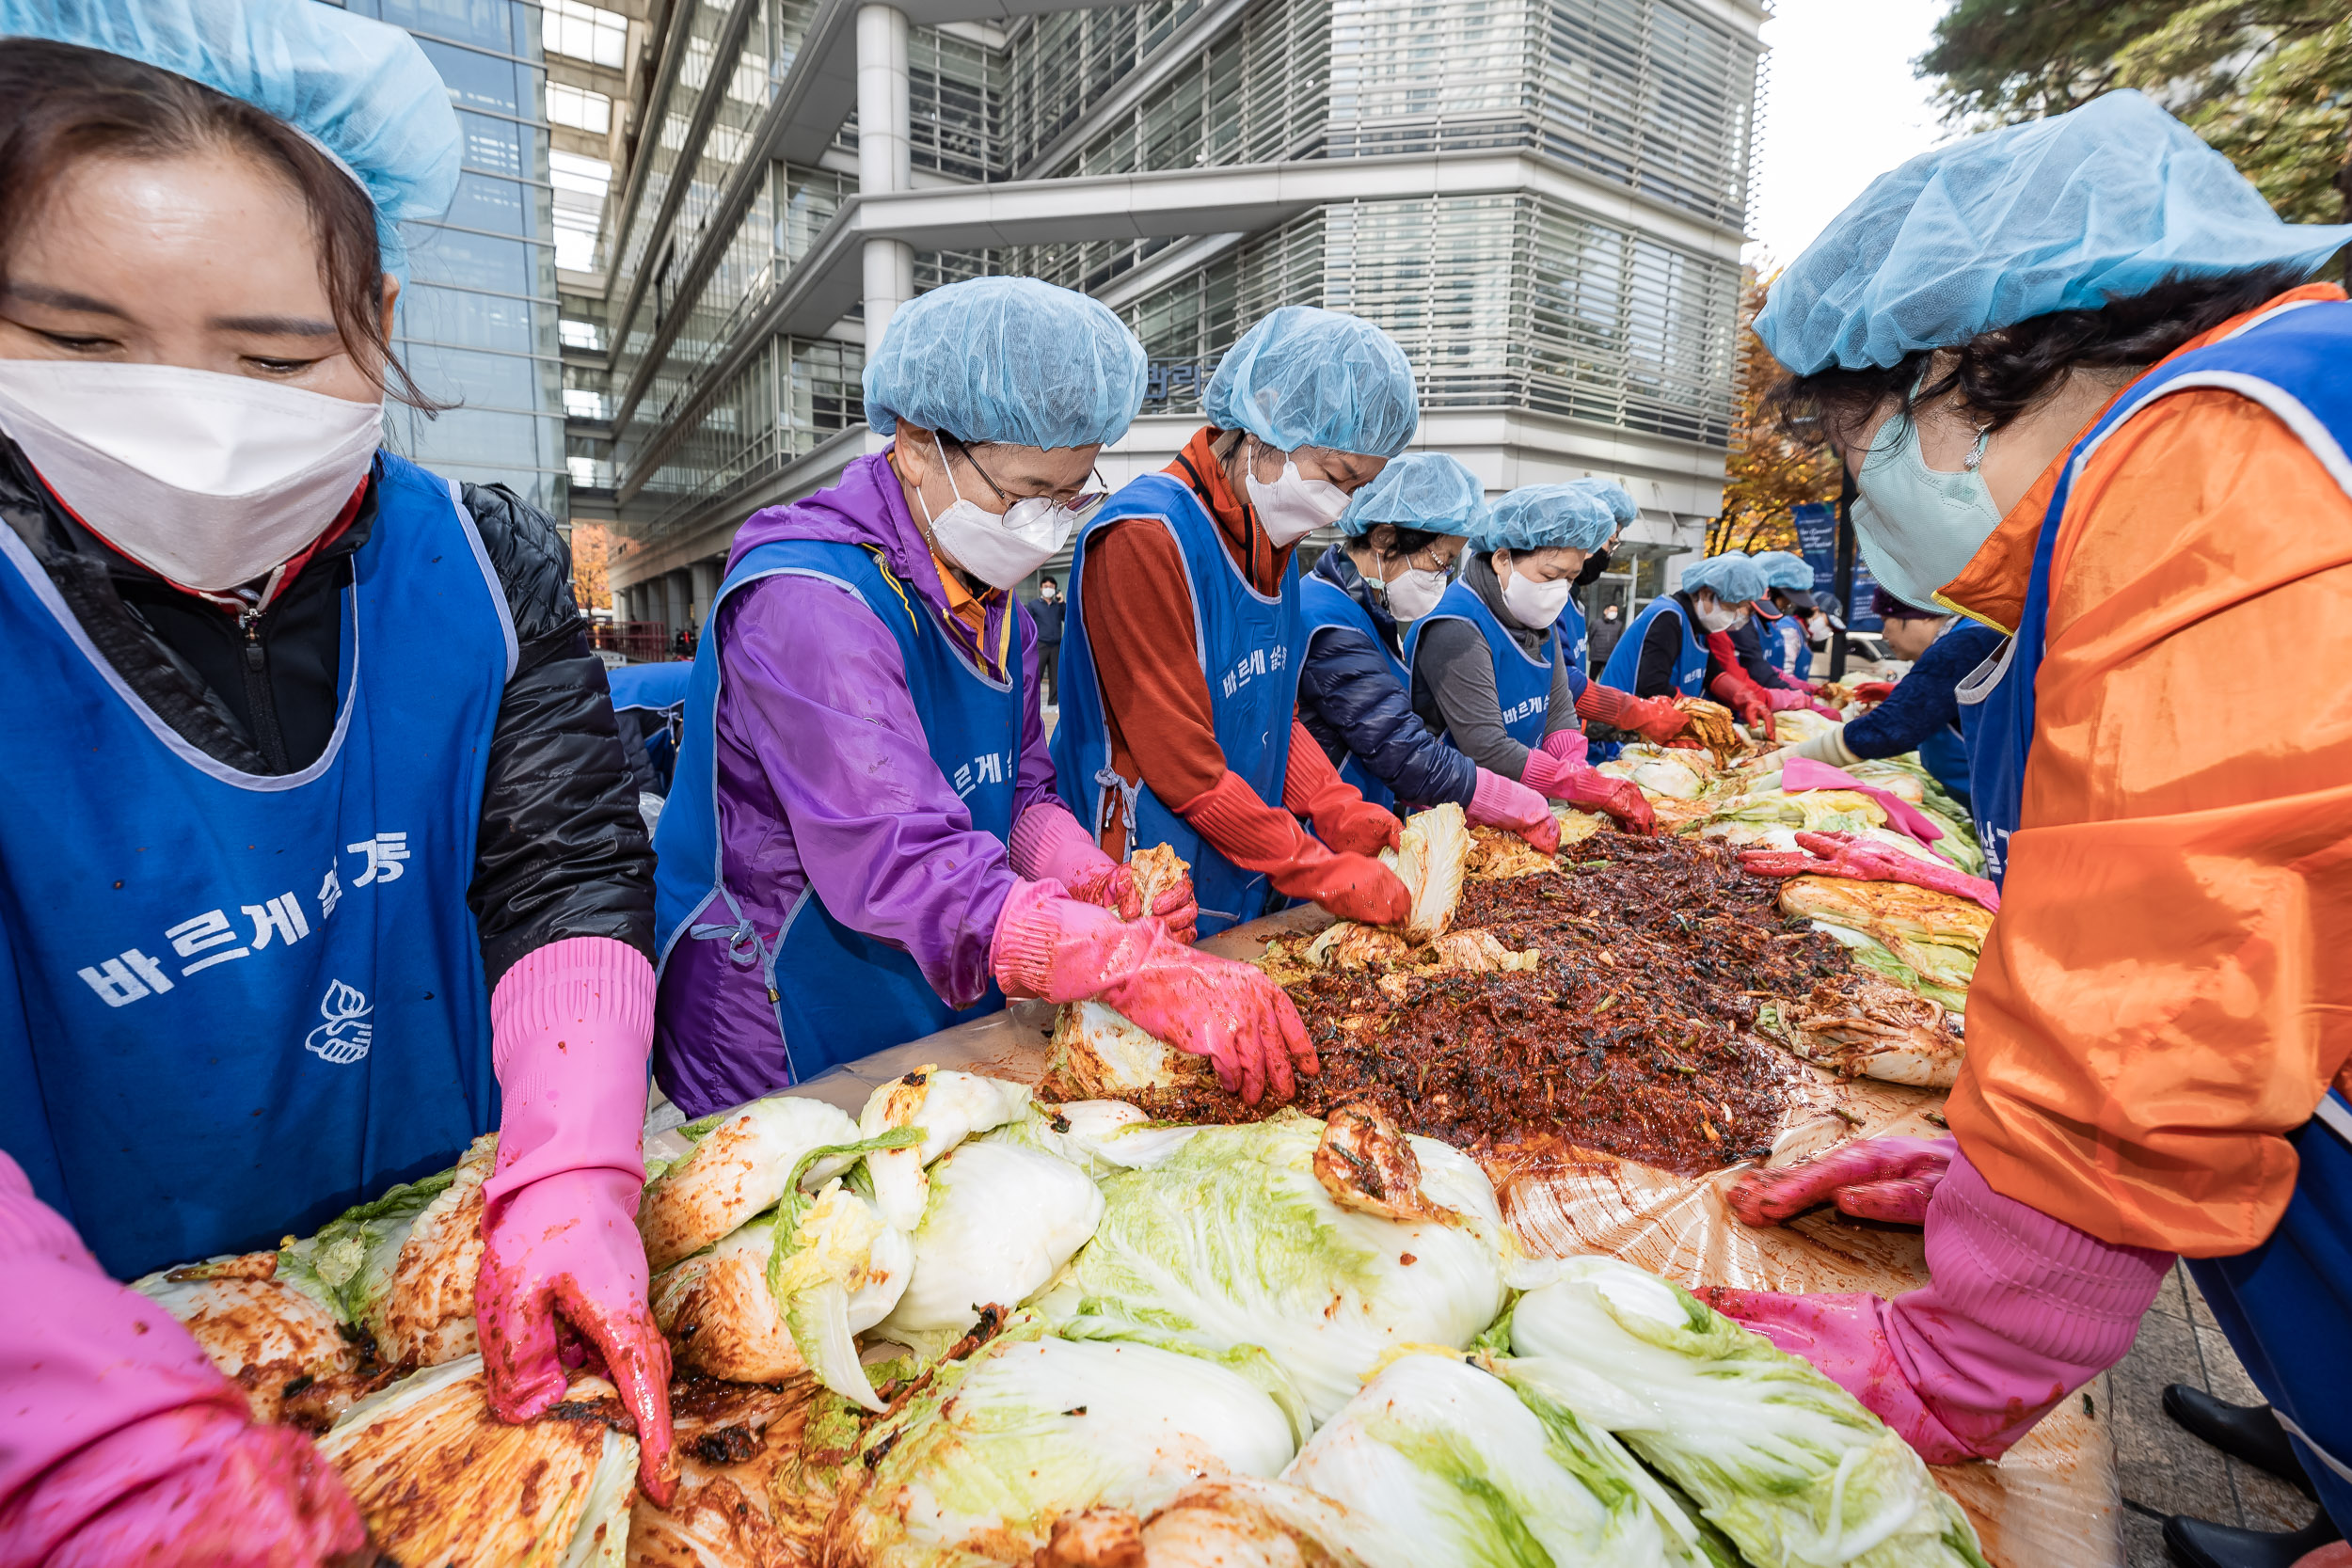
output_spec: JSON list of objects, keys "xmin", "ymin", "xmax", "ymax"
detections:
[{"xmin": 942, "ymin": 434, "xmax": 1110, "ymax": 514}]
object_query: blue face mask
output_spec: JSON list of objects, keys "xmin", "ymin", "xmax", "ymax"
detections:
[{"xmin": 1851, "ymin": 414, "xmax": 1998, "ymax": 607}]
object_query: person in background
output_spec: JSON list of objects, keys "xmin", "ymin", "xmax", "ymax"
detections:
[
  {"xmin": 654, "ymin": 277, "xmax": 1311, "ymax": 1117},
  {"xmin": 1714, "ymin": 550, "xmax": 1842, "ymax": 721},
  {"xmin": 1787, "ymin": 589, "xmax": 2003, "ymax": 807},
  {"xmin": 1586, "ymin": 599, "xmax": 1626, "ymax": 675},
  {"xmin": 1295, "ymin": 451, "xmax": 1557, "ymax": 850},
  {"xmin": 1548, "ymin": 476, "xmax": 1638, "ymax": 675},
  {"xmin": 0, "ymin": 3, "xmax": 677, "ymax": 1553},
  {"xmin": 1053, "ymin": 307, "xmax": 1417, "ymax": 938},
  {"xmin": 1718, "ymin": 89, "xmax": 2352, "ymax": 1568},
  {"xmin": 1029, "ymin": 573, "xmax": 1064, "ymax": 705},
  {"xmin": 1751, "ymin": 549, "xmax": 1825, "ymax": 682},
  {"xmin": 1405, "ymin": 484, "xmax": 1661, "ymax": 832},
  {"xmin": 1596, "ymin": 551, "xmax": 1776, "ymax": 732}
]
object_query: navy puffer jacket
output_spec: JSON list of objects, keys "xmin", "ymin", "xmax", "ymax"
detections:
[{"xmin": 1296, "ymin": 545, "xmax": 1479, "ymax": 809}]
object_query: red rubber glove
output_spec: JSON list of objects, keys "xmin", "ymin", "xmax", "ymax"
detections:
[
  {"xmin": 1704, "ymin": 1151, "xmax": 2170, "ymax": 1464},
  {"xmin": 1739, "ymin": 830, "xmax": 2000, "ymax": 913},
  {"xmin": 1519, "ymin": 748, "xmax": 1655, "ymax": 834},
  {"xmin": 1177, "ymin": 770, "xmax": 1410, "ymax": 927},
  {"xmin": 1727, "ymin": 1135, "xmax": 1954, "ymax": 1227},
  {"xmin": 1851, "ymin": 681, "xmax": 1897, "ymax": 705},
  {"xmin": 1574, "ymin": 680, "xmax": 1692, "ymax": 745},
  {"xmin": 476, "ymin": 939, "xmax": 676, "ymax": 1507},
  {"xmin": 1009, "ymin": 800, "xmax": 1199, "ymax": 945},
  {"xmin": 993, "ymin": 879, "xmax": 1316, "ymax": 1103},
  {"xmin": 1465, "ymin": 768, "xmax": 1561, "ymax": 853},
  {"xmin": 1281, "ymin": 721, "xmax": 1402, "ymax": 857}
]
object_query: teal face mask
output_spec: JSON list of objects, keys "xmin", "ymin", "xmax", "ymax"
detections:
[{"xmin": 1851, "ymin": 414, "xmax": 1999, "ymax": 607}]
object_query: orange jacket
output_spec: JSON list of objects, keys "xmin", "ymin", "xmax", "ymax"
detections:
[{"xmin": 1943, "ymin": 284, "xmax": 2352, "ymax": 1257}]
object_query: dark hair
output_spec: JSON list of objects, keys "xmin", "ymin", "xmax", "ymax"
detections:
[
  {"xmin": 1358, "ymin": 522, "xmax": 1449, "ymax": 557},
  {"xmin": 0, "ymin": 39, "xmax": 436, "ymax": 408},
  {"xmin": 1871, "ymin": 587, "xmax": 1944, "ymax": 622},
  {"xmin": 1767, "ymin": 264, "xmax": 2315, "ymax": 444}
]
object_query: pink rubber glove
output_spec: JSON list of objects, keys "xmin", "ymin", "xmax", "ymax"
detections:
[
  {"xmin": 1704, "ymin": 1151, "xmax": 2171, "ymax": 1463},
  {"xmin": 1520, "ymin": 748, "xmax": 1656, "ymax": 834},
  {"xmin": 1466, "ymin": 768, "xmax": 1561, "ymax": 853},
  {"xmin": 0, "ymin": 1153, "xmax": 368, "ymax": 1567},
  {"xmin": 993, "ymin": 879, "xmax": 1316, "ymax": 1104},
  {"xmin": 1727, "ymin": 1135, "xmax": 1955, "ymax": 1227},
  {"xmin": 1779, "ymin": 757, "xmax": 1948, "ymax": 847},
  {"xmin": 1538, "ymin": 729, "xmax": 1586, "ymax": 764},
  {"xmin": 477, "ymin": 936, "xmax": 676, "ymax": 1506},
  {"xmin": 1577, "ymin": 681, "xmax": 1693, "ymax": 745},
  {"xmin": 1740, "ymin": 830, "xmax": 2001, "ymax": 913},
  {"xmin": 1009, "ymin": 800, "xmax": 1199, "ymax": 944}
]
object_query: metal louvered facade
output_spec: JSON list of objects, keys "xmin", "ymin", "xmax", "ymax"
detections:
[{"xmin": 580, "ymin": 0, "xmax": 1763, "ymax": 626}]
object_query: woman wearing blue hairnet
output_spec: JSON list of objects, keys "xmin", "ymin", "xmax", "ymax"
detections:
[
  {"xmin": 1404, "ymin": 483, "xmax": 1663, "ymax": 832},
  {"xmin": 1707, "ymin": 550, "xmax": 1844, "ymax": 723},
  {"xmin": 1708, "ymin": 90, "xmax": 2352, "ymax": 1568},
  {"xmin": 1052, "ymin": 307, "xmax": 1416, "ymax": 938},
  {"xmin": 0, "ymin": 2, "xmax": 679, "ymax": 1554},
  {"xmin": 651, "ymin": 276, "xmax": 1311, "ymax": 1121},
  {"xmin": 1594, "ymin": 550, "xmax": 1778, "ymax": 733},
  {"xmin": 1291, "ymin": 451, "xmax": 1556, "ymax": 850}
]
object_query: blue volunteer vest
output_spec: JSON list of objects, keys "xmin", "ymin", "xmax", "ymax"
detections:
[
  {"xmin": 654, "ymin": 539, "xmax": 1020, "ymax": 1085},
  {"xmin": 1598, "ymin": 593, "xmax": 1707, "ymax": 698},
  {"xmin": 1406, "ymin": 580, "xmax": 1556, "ymax": 752},
  {"xmin": 1552, "ymin": 596, "xmax": 1589, "ymax": 673},
  {"xmin": 1962, "ymin": 297, "xmax": 2352, "ymax": 1513},
  {"xmin": 0, "ymin": 453, "xmax": 506, "ymax": 1280},
  {"xmin": 1299, "ymin": 572, "xmax": 1406, "ymax": 814},
  {"xmin": 1054, "ymin": 473, "xmax": 1300, "ymax": 939},
  {"xmin": 1765, "ymin": 613, "xmax": 1812, "ymax": 682}
]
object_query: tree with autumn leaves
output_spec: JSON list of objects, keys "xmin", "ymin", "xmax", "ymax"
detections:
[{"xmin": 1708, "ymin": 269, "xmax": 1837, "ymax": 558}]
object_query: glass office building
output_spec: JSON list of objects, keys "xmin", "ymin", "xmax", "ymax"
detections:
[
  {"xmin": 578, "ymin": 0, "xmax": 1766, "ymax": 629},
  {"xmin": 342, "ymin": 0, "xmax": 570, "ymax": 516}
]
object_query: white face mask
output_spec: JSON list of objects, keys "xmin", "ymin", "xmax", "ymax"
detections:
[
  {"xmin": 1382, "ymin": 564, "xmax": 1448, "ymax": 622},
  {"xmin": 0, "ymin": 359, "xmax": 381, "ymax": 594},
  {"xmin": 1498, "ymin": 559, "xmax": 1571, "ymax": 629},
  {"xmin": 1245, "ymin": 442, "xmax": 1350, "ymax": 547},
  {"xmin": 1851, "ymin": 413, "xmax": 2001, "ymax": 607},
  {"xmin": 915, "ymin": 436, "xmax": 1083, "ymax": 591},
  {"xmin": 1692, "ymin": 595, "xmax": 1741, "ymax": 634}
]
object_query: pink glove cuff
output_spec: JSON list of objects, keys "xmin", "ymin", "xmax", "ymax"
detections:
[
  {"xmin": 1008, "ymin": 800, "xmax": 1117, "ymax": 889},
  {"xmin": 1518, "ymin": 747, "xmax": 1571, "ymax": 798},
  {"xmin": 485, "ymin": 936, "xmax": 656, "ymax": 1204},
  {"xmin": 1538, "ymin": 729, "xmax": 1585, "ymax": 763},
  {"xmin": 1468, "ymin": 768, "xmax": 1548, "ymax": 831},
  {"xmin": 990, "ymin": 879, "xmax": 1163, "ymax": 1003}
]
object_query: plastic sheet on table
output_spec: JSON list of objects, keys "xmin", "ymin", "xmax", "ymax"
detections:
[{"xmin": 647, "ymin": 906, "xmax": 2122, "ymax": 1568}]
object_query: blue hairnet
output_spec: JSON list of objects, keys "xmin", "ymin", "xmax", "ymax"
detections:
[
  {"xmin": 0, "ymin": 0, "xmax": 462, "ymax": 277},
  {"xmin": 865, "ymin": 277, "xmax": 1148, "ymax": 450},
  {"xmin": 1337, "ymin": 451, "xmax": 1487, "ymax": 537},
  {"xmin": 1204, "ymin": 306, "xmax": 1419, "ymax": 457},
  {"xmin": 1679, "ymin": 553, "xmax": 1769, "ymax": 604},
  {"xmin": 1749, "ymin": 549, "xmax": 1816, "ymax": 591},
  {"xmin": 1480, "ymin": 484, "xmax": 1617, "ymax": 554},
  {"xmin": 1756, "ymin": 91, "xmax": 2352, "ymax": 375},
  {"xmin": 1565, "ymin": 478, "xmax": 1639, "ymax": 528}
]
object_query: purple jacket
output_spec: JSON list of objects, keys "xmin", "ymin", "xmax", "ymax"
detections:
[{"xmin": 652, "ymin": 451, "xmax": 1057, "ymax": 1114}]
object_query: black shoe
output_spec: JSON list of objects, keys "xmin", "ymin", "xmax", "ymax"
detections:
[
  {"xmin": 2163, "ymin": 1511, "xmax": 2342, "ymax": 1568},
  {"xmin": 2164, "ymin": 1385, "xmax": 2318, "ymax": 1497}
]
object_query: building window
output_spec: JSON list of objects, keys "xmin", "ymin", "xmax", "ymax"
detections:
[
  {"xmin": 564, "ymin": 388, "xmax": 608, "ymax": 420},
  {"xmin": 549, "ymin": 150, "xmax": 612, "ymax": 272},
  {"xmin": 561, "ymin": 318, "xmax": 605, "ymax": 350},
  {"xmin": 547, "ymin": 81, "xmax": 613, "ymax": 135},
  {"xmin": 545, "ymin": 0, "xmax": 629, "ymax": 71}
]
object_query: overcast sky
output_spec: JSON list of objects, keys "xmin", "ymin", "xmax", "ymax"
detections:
[{"xmin": 1747, "ymin": 0, "xmax": 1953, "ymax": 271}]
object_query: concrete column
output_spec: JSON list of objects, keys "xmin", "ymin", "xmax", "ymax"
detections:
[
  {"xmin": 666, "ymin": 569, "xmax": 692, "ymax": 633},
  {"xmin": 691, "ymin": 559, "xmax": 722, "ymax": 632},
  {"xmin": 857, "ymin": 1, "xmax": 914, "ymax": 386}
]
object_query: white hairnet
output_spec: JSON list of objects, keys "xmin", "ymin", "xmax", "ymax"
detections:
[
  {"xmin": 1480, "ymin": 484, "xmax": 1617, "ymax": 554},
  {"xmin": 1204, "ymin": 306, "xmax": 1419, "ymax": 458},
  {"xmin": 1756, "ymin": 91, "xmax": 2352, "ymax": 375},
  {"xmin": 1679, "ymin": 553, "xmax": 1769, "ymax": 604},
  {"xmin": 1337, "ymin": 451, "xmax": 1486, "ymax": 537},
  {"xmin": 865, "ymin": 277, "xmax": 1148, "ymax": 451},
  {"xmin": 0, "ymin": 0, "xmax": 462, "ymax": 277}
]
